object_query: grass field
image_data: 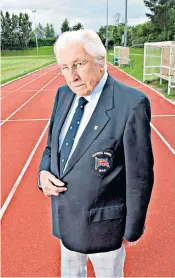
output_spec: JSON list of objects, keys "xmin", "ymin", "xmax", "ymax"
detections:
[
  {"xmin": 107, "ymin": 48, "xmax": 175, "ymax": 98},
  {"xmin": 1, "ymin": 46, "xmax": 54, "ymax": 56},
  {"xmin": 1, "ymin": 46, "xmax": 56, "ymax": 84},
  {"xmin": 1, "ymin": 56, "xmax": 56, "ymax": 84}
]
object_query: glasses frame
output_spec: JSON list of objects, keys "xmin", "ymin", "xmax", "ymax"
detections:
[{"xmin": 60, "ymin": 58, "xmax": 90, "ymax": 74}]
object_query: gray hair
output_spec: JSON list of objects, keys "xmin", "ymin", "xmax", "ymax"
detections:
[{"xmin": 54, "ymin": 29, "xmax": 107, "ymax": 70}]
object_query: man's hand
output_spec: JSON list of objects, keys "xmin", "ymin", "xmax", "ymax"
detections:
[
  {"xmin": 39, "ymin": 170, "xmax": 67, "ymax": 197},
  {"xmin": 122, "ymin": 237, "xmax": 140, "ymax": 247}
]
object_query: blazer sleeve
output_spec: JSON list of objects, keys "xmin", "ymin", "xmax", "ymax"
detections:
[
  {"xmin": 123, "ymin": 96, "xmax": 154, "ymax": 241},
  {"xmin": 37, "ymin": 89, "xmax": 60, "ymax": 191}
]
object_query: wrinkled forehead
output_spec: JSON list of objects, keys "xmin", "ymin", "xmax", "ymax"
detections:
[{"xmin": 58, "ymin": 42, "xmax": 91, "ymax": 65}]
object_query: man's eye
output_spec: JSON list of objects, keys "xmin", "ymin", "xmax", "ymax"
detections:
[
  {"xmin": 76, "ymin": 62, "xmax": 83, "ymax": 67},
  {"xmin": 62, "ymin": 66, "xmax": 68, "ymax": 70}
]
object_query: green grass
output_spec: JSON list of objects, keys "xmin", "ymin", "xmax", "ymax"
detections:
[
  {"xmin": 146, "ymin": 79, "xmax": 175, "ymax": 98},
  {"xmin": 107, "ymin": 48, "xmax": 175, "ymax": 98},
  {"xmin": 1, "ymin": 46, "xmax": 54, "ymax": 56},
  {"xmin": 107, "ymin": 48, "xmax": 144, "ymax": 80},
  {"xmin": 121, "ymin": 50, "xmax": 144, "ymax": 81},
  {"xmin": 1, "ymin": 56, "xmax": 56, "ymax": 84},
  {"xmin": 1, "ymin": 46, "xmax": 57, "ymax": 84},
  {"xmin": 106, "ymin": 51, "xmax": 114, "ymax": 64}
]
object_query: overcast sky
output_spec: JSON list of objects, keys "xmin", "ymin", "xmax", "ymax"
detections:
[{"xmin": 1, "ymin": 0, "xmax": 149, "ymax": 34}]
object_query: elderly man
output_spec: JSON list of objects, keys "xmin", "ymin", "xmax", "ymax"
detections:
[{"xmin": 38, "ymin": 29, "xmax": 154, "ymax": 277}]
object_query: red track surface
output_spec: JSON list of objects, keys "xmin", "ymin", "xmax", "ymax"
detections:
[{"xmin": 1, "ymin": 62, "xmax": 175, "ymax": 277}]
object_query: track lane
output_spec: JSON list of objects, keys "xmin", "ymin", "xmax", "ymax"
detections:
[
  {"xmin": 1, "ymin": 120, "xmax": 47, "ymax": 206},
  {"xmin": 1, "ymin": 72, "xmax": 65, "ymax": 207},
  {"xmin": 152, "ymin": 117, "xmax": 175, "ymax": 150},
  {"xmin": 2, "ymin": 89, "xmax": 46, "ymax": 119},
  {"xmin": 10, "ymin": 89, "xmax": 60, "ymax": 120},
  {"xmin": 43, "ymin": 74, "xmax": 66, "ymax": 90},
  {"xmin": 1, "ymin": 71, "xmax": 57, "ymax": 100},
  {"xmin": 0, "ymin": 74, "xmax": 60, "ymax": 126},
  {"xmin": 16, "ymin": 72, "xmax": 59, "ymax": 91}
]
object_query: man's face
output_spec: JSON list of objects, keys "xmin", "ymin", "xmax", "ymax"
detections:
[{"xmin": 58, "ymin": 43, "xmax": 105, "ymax": 96}]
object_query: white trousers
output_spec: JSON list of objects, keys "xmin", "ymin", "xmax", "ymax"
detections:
[{"xmin": 60, "ymin": 241, "xmax": 126, "ymax": 277}]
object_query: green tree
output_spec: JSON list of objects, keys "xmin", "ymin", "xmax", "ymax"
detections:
[
  {"xmin": 127, "ymin": 26, "xmax": 132, "ymax": 46},
  {"xmin": 45, "ymin": 23, "xmax": 50, "ymax": 38},
  {"xmin": 108, "ymin": 25, "xmax": 115, "ymax": 48},
  {"xmin": 72, "ymin": 22, "xmax": 84, "ymax": 30},
  {"xmin": 117, "ymin": 23, "xmax": 125, "ymax": 46},
  {"xmin": 144, "ymin": 0, "xmax": 175, "ymax": 40},
  {"xmin": 168, "ymin": 7, "xmax": 175, "ymax": 40},
  {"xmin": 1, "ymin": 11, "xmax": 6, "ymax": 49},
  {"xmin": 61, "ymin": 18, "xmax": 71, "ymax": 33},
  {"xmin": 1, "ymin": 11, "xmax": 12, "ymax": 49},
  {"xmin": 98, "ymin": 25, "xmax": 115, "ymax": 48},
  {"xmin": 45, "ymin": 23, "xmax": 56, "ymax": 38},
  {"xmin": 21, "ymin": 13, "xmax": 32, "ymax": 47},
  {"xmin": 50, "ymin": 24, "xmax": 55, "ymax": 37},
  {"xmin": 97, "ymin": 26, "xmax": 106, "ymax": 45},
  {"xmin": 1, "ymin": 11, "xmax": 32, "ymax": 50},
  {"xmin": 113, "ymin": 25, "xmax": 120, "ymax": 46},
  {"xmin": 36, "ymin": 23, "xmax": 45, "ymax": 39},
  {"xmin": 11, "ymin": 13, "xmax": 20, "ymax": 49},
  {"xmin": 18, "ymin": 12, "xmax": 32, "ymax": 48},
  {"xmin": 97, "ymin": 23, "xmax": 127, "ymax": 48}
]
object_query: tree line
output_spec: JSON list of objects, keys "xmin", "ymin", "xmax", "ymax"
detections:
[
  {"xmin": 1, "ymin": 0, "xmax": 175, "ymax": 51},
  {"xmin": 1, "ymin": 11, "xmax": 32, "ymax": 50},
  {"xmin": 0, "ymin": 11, "xmax": 58, "ymax": 50},
  {"xmin": 0, "ymin": 11, "xmax": 84, "ymax": 50},
  {"xmin": 98, "ymin": 0, "xmax": 175, "ymax": 48}
]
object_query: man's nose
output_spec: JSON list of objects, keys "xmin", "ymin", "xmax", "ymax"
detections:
[{"xmin": 68, "ymin": 67, "xmax": 78, "ymax": 82}]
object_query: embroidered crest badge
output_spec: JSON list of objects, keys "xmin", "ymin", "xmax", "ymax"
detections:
[
  {"xmin": 95, "ymin": 157, "xmax": 110, "ymax": 169},
  {"xmin": 91, "ymin": 151, "xmax": 113, "ymax": 176}
]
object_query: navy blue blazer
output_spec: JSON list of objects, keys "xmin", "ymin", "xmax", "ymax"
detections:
[{"xmin": 38, "ymin": 73, "xmax": 154, "ymax": 254}]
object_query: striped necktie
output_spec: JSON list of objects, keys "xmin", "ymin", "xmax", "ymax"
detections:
[{"xmin": 59, "ymin": 97, "xmax": 88, "ymax": 175}]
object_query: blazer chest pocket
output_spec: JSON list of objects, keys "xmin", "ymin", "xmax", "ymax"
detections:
[
  {"xmin": 89, "ymin": 204, "xmax": 126, "ymax": 222},
  {"xmin": 90, "ymin": 139, "xmax": 117, "ymax": 177}
]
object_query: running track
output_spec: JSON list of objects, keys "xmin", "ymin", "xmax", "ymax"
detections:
[{"xmin": 1, "ymin": 62, "xmax": 175, "ymax": 277}]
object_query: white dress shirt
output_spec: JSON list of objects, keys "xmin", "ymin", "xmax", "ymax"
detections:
[{"xmin": 59, "ymin": 71, "xmax": 108, "ymax": 172}]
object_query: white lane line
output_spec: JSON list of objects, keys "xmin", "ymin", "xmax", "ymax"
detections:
[
  {"xmin": 0, "ymin": 73, "xmax": 60, "ymax": 126},
  {"xmin": 151, "ymin": 122, "xmax": 175, "ymax": 156},
  {"xmin": 107, "ymin": 62, "xmax": 175, "ymax": 106},
  {"xmin": 1, "ymin": 66, "xmax": 59, "ymax": 100},
  {"xmin": 2, "ymin": 89, "xmax": 58, "ymax": 92},
  {"xmin": 1, "ymin": 62, "xmax": 57, "ymax": 87},
  {"xmin": 152, "ymin": 115, "xmax": 175, "ymax": 117},
  {"xmin": 1, "ymin": 118, "xmax": 50, "ymax": 122},
  {"xmin": 2, "ymin": 90, "xmax": 39, "ymax": 93},
  {"xmin": 0, "ymin": 121, "xmax": 50, "ymax": 220},
  {"xmin": 134, "ymin": 86, "xmax": 147, "ymax": 90}
]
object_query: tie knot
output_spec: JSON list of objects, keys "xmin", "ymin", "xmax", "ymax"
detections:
[{"xmin": 78, "ymin": 97, "xmax": 88, "ymax": 109}]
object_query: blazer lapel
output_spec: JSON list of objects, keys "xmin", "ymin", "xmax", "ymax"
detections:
[{"xmin": 60, "ymin": 74, "xmax": 115, "ymax": 179}]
